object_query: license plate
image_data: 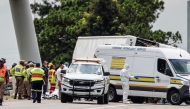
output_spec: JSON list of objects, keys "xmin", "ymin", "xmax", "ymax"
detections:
[{"xmin": 74, "ymin": 86, "xmax": 89, "ymax": 89}]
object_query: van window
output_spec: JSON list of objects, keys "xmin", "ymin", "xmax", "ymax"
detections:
[{"xmin": 157, "ymin": 59, "xmax": 173, "ymax": 76}]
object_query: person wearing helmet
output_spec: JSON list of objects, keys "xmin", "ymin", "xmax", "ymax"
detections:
[
  {"xmin": 120, "ymin": 63, "xmax": 138, "ymax": 104},
  {"xmin": 64, "ymin": 62, "xmax": 69, "ymax": 70}
]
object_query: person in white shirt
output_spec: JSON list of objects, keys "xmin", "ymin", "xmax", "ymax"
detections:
[{"xmin": 55, "ymin": 64, "xmax": 64, "ymax": 99}]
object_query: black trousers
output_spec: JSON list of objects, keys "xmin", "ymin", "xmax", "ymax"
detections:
[
  {"xmin": 43, "ymin": 77, "xmax": 48, "ymax": 95},
  {"xmin": 32, "ymin": 81, "xmax": 43, "ymax": 102}
]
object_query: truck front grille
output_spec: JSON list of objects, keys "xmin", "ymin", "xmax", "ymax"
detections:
[{"xmin": 69, "ymin": 80, "xmax": 95, "ymax": 86}]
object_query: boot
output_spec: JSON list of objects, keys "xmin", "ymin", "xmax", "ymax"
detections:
[
  {"xmin": 14, "ymin": 93, "xmax": 17, "ymax": 99},
  {"xmin": 0, "ymin": 99, "xmax": 2, "ymax": 106},
  {"xmin": 27, "ymin": 96, "xmax": 31, "ymax": 100},
  {"xmin": 18, "ymin": 94, "xmax": 22, "ymax": 100}
]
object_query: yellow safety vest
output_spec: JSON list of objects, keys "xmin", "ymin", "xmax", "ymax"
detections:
[
  {"xmin": 49, "ymin": 69, "xmax": 56, "ymax": 84},
  {"xmin": 30, "ymin": 68, "xmax": 44, "ymax": 81},
  {"xmin": 14, "ymin": 65, "xmax": 24, "ymax": 77},
  {"xmin": 24, "ymin": 67, "xmax": 33, "ymax": 81}
]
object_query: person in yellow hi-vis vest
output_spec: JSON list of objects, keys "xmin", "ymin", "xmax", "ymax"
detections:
[
  {"xmin": 10, "ymin": 63, "xmax": 17, "ymax": 76},
  {"xmin": 48, "ymin": 64, "xmax": 56, "ymax": 94},
  {"xmin": 29, "ymin": 63, "xmax": 46, "ymax": 103},
  {"xmin": 12, "ymin": 60, "xmax": 25, "ymax": 99},
  {"xmin": 23, "ymin": 63, "xmax": 34, "ymax": 100}
]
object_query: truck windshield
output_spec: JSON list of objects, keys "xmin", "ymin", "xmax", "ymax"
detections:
[
  {"xmin": 68, "ymin": 64, "xmax": 102, "ymax": 75},
  {"xmin": 169, "ymin": 59, "xmax": 190, "ymax": 74}
]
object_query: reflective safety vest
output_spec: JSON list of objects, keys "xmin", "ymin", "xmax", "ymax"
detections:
[
  {"xmin": 0, "ymin": 67, "xmax": 7, "ymax": 82},
  {"xmin": 49, "ymin": 69, "xmax": 56, "ymax": 84},
  {"xmin": 30, "ymin": 68, "xmax": 44, "ymax": 81},
  {"xmin": 24, "ymin": 67, "xmax": 33, "ymax": 81},
  {"xmin": 14, "ymin": 65, "xmax": 24, "ymax": 76}
]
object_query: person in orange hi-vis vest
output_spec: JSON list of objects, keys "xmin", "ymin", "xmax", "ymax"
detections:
[
  {"xmin": 49, "ymin": 65, "xmax": 56, "ymax": 94},
  {"xmin": 0, "ymin": 59, "xmax": 9, "ymax": 106}
]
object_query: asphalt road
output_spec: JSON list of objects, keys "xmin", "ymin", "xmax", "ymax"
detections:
[{"xmin": 1, "ymin": 99, "xmax": 190, "ymax": 109}]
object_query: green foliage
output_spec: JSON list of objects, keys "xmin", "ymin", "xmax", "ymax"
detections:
[{"xmin": 31, "ymin": 0, "xmax": 182, "ymax": 64}]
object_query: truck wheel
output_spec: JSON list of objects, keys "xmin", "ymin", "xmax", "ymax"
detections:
[
  {"xmin": 61, "ymin": 93, "xmax": 68, "ymax": 103},
  {"xmin": 168, "ymin": 90, "xmax": 183, "ymax": 105},
  {"xmin": 131, "ymin": 97, "xmax": 145, "ymax": 103},
  {"xmin": 97, "ymin": 96, "xmax": 104, "ymax": 104},
  {"xmin": 104, "ymin": 92, "xmax": 109, "ymax": 104},
  {"xmin": 109, "ymin": 86, "xmax": 120, "ymax": 102},
  {"xmin": 67, "ymin": 96, "xmax": 73, "ymax": 103}
]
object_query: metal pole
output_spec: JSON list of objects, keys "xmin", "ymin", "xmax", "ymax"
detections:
[
  {"xmin": 187, "ymin": 0, "xmax": 190, "ymax": 53},
  {"xmin": 9, "ymin": 0, "xmax": 41, "ymax": 64}
]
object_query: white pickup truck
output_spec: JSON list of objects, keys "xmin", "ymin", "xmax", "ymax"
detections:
[{"xmin": 61, "ymin": 58, "xmax": 110, "ymax": 104}]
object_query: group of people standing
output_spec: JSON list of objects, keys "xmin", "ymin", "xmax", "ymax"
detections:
[{"xmin": 0, "ymin": 59, "xmax": 68, "ymax": 106}]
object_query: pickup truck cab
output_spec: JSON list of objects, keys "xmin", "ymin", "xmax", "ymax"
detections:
[{"xmin": 61, "ymin": 58, "xmax": 110, "ymax": 104}]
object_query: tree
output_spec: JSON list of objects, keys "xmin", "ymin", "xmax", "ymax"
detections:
[
  {"xmin": 31, "ymin": 0, "xmax": 90, "ymax": 64},
  {"xmin": 31, "ymin": 0, "xmax": 182, "ymax": 64}
]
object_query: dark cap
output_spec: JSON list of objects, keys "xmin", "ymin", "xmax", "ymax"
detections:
[
  {"xmin": 36, "ymin": 63, "xmax": 40, "ymax": 67},
  {"xmin": 0, "ymin": 59, "xmax": 3, "ymax": 62}
]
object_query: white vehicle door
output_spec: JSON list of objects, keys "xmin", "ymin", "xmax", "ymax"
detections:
[{"xmin": 154, "ymin": 58, "xmax": 172, "ymax": 98}]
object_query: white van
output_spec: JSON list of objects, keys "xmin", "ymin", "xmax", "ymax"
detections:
[{"xmin": 94, "ymin": 45, "xmax": 190, "ymax": 105}]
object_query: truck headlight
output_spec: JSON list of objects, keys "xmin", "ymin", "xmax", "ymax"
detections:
[
  {"xmin": 62, "ymin": 78, "xmax": 70, "ymax": 84},
  {"xmin": 94, "ymin": 80, "xmax": 104, "ymax": 85},
  {"xmin": 181, "ymin": 81, "xmax": 189, "ymax": 86}
]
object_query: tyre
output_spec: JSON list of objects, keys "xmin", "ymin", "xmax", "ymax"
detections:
[
  {"xmin": 97, "ymin": 96, "xmax": 104, "ymax": 104},
  {"xmin": 67, "ymin": 96, "xmax": 73, "ymax": 103},
  {"xmin": 61, "ymin": 93, "xmax": 68, "ymax": 103},
  {"xmin": 104, "ymin": 92, "xmax": 109, "ymax": 104},
  {"xmin": 131, "ymin": 97, "xmax": 145, "ymax": 104},
  {"xmin": 109, "ymin": 86, "xmax": 120, "ymax": 102},
  {"xmin": 168, "ymin": 90, "xmax": 183, "ymax": 105},
  {"xmin": 185, "ymin": 100, "xmax": 190, "ymax": 104}
]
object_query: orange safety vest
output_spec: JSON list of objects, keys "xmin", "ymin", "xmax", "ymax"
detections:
[{"xmin": 0, "ymin": 67, "xmax": 7, "ymax": 82}]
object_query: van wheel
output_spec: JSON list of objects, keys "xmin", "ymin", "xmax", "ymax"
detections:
[
  {"xmin": 97, "ymin": 96, "xmax": 104, "ymax": 104},
  {"xmin": 109, "ymin": 86, "xmax": 120, "ymax": 102},
  {"xmin": 185, "ymin": 100, "xmax": 190, "ymax": 104},
  {"xmin": 131, "ymin": 97, "xmax": 145, "ymax": 104},
  {"xmin": 168, "ymin": 90, "xmax": 183, "ymax": 105},
  {"xmin": 104, "ymin": 92, "xmax": 109, "ymax": 104},
  {"xmin": 61, "ymin": 93, "xmax": 68, "ymax": 103},
  {"xmin": 67, "ymin": 96, "xmax": 73, "ymax": 103}
]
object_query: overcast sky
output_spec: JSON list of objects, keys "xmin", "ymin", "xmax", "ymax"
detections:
[{"xmin": 0, "ymin": 0, "xmax": 188, "ymax": 68}]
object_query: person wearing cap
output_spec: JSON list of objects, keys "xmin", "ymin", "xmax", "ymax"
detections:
[
  {"xmin": 29, "ymin": 63, "xmax": 46, "ymax": 103},
  {"xmin": 42, "ymin": 61, "xmax": 49, "ymax": 98},
  {"xmin": 55, "ymin": 63, "xmax": 64, "ymax": 99},
  {"xmin": 0, "ymin": 59, "xmax": 9, "ymax": 106},
  {"xmin": 10, "ymin": 63, "xmax": 17, "ymax": 76},
  {"xmin": 1, "ymin": 58, "xmax": 6, "ymax": 64},
  {"xmin": 12, "ymin": 60, "xmax": 25, "ymax": 99},
  {"xmin": 22, "ymin": 64, "xmax": 30, "ymax": 99}
]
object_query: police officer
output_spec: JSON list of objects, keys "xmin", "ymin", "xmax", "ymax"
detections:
[
  {"xmin": 0, "ymin": 59, "xmax": 9, "ymax": 106},
  {"xmin": 29, "ymin": 63, "xmax": 46, "ymax": 103},
  {"xmin": 13, "ymin": 60, "xmax": 25, "ymax": 99}
]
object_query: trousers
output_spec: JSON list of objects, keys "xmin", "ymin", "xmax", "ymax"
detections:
[
  {"xmin": 32, "ymin": 81, "xmax": 43, "ymax": 102},
  {"xmin": 15, "ymin": 76, "xmax": 24, "ymax": 94},
  {"xmin": 49, "ymin": 83, "xmax": 56, "ymax": 94},
  {"xmin": 0, "ymin": 82, "xmax": 5, "ymax": 100},
  {"xmin": 23, "ymin": 81, "xmax": 31, "ymax": 97},
  {"xmin": 122, "ymin": 82, "xmax": 129, "ymax": 103}
]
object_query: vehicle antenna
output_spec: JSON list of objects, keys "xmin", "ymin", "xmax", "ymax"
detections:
[{"xmin": 178, "ymin": 42, "xmax": 182, "ymax": 57}]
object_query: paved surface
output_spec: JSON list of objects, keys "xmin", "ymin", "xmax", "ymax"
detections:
[{"xmin": 1, "ymin": 99, "xmax": 190, "ymax": 109}]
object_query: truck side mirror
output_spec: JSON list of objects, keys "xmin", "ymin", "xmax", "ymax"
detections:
[
  {"xmin": 61, "ymin": 70, "xmax": 66, "ymax": 74},
  {"xmin": 104, "ymin": 72, "xmax": 110, "ymax": 76},
  {"xmin": 166, "ymin": 69, "xmax": 173, "ymax": 77}
]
